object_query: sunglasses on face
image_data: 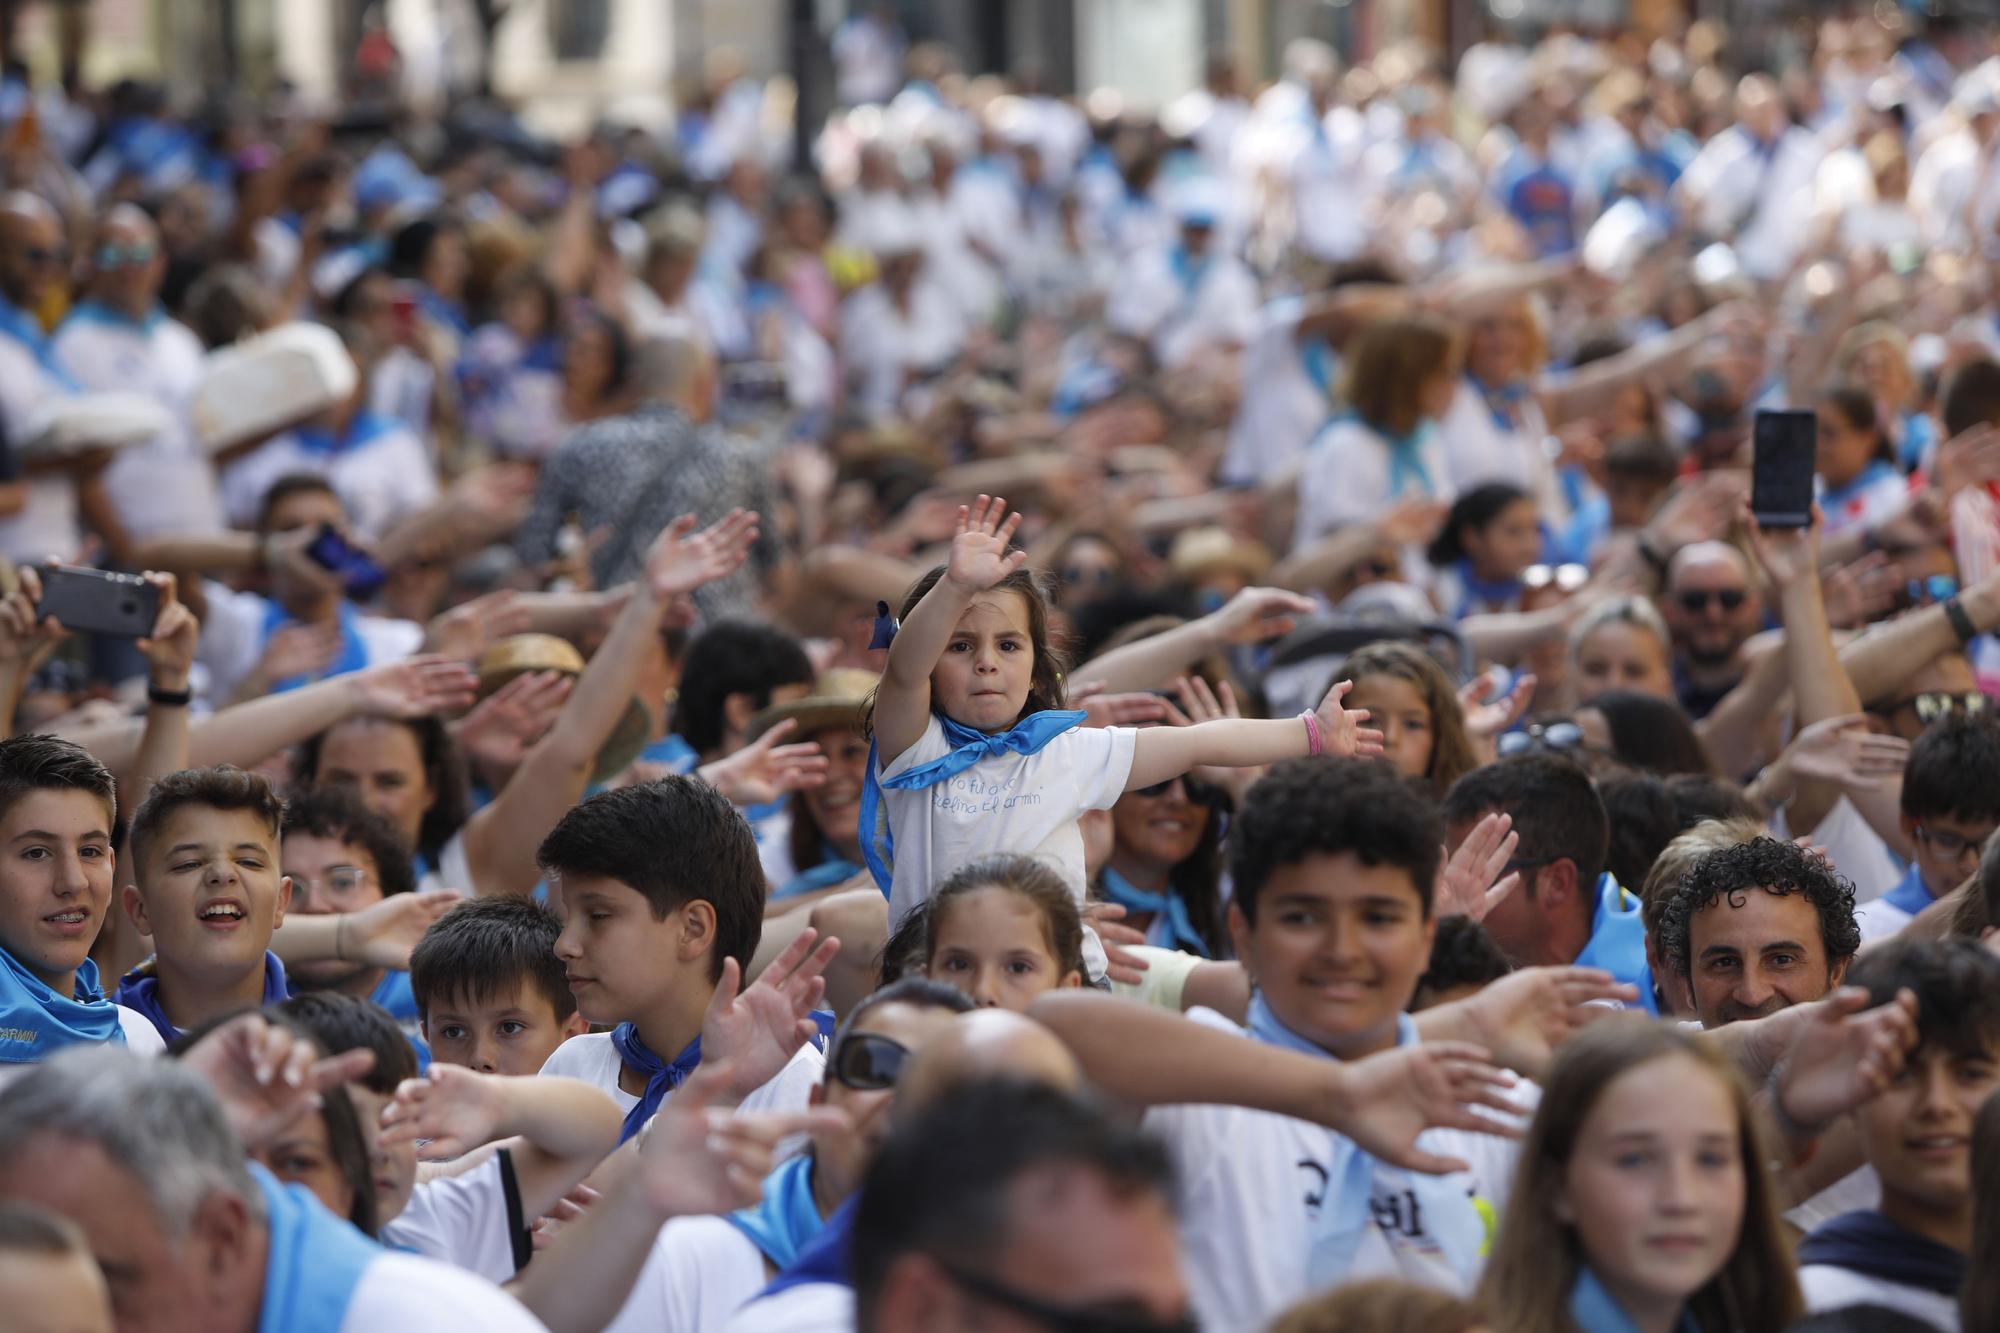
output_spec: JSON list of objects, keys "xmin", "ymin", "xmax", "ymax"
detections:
[
  {"xmin": 1887, "ymin": 691, "xmax": 1990, "ymax": 725},
  {"xmin": 1496, "ymin": 721, "xmax": 1584, "ymax": 757},
  {"xmin": 95, "ymin": 241, "xmax": 157, "ymax": 269},
  {"xmin": 1523, "ymin": 562, "xmax": 1589, "ymax": 593},
  {"xmin": 830, "ymin": 1031, "xmax": 910, "ymax": 1092},
  {"xmin": 1912, "ymin": 823, "xmax": 1995, "ymax": 860},
  {"xmin": 936, "ymin": 1260, "xmax": 1199, "ymax": 1333},
  {"xmin": 1676, "ymin": 587, "xmax": 1747, "ymax": 613}
]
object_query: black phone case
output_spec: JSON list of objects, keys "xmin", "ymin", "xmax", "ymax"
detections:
[{"xmin": 37, "ymin": 568, "xmax": 160, "ymax": 638}]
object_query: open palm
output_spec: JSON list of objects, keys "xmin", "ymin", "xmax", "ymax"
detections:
[
  {"xmin": 647, "ymin": 509, "xmax": 761, "ymax": 600},
  {"xmin": 944, "ymin": 494, "xmax": 1028, "ymax": 591},
  {"xmin": 701, "ymin": 928, "xmax": 841, "ymax": 1100},
  {"xmin": 1330, "ymin": 1042, "xmax": 1519, "ymax": 1174},
  {"xmin": 351, "ymin": 655, "xmax": 480, "ymax": 717}
]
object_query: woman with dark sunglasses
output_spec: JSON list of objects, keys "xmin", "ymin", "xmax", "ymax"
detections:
[{"xmin": 1097, "ymin": 771, "xmax": 1232, "ymax": 959}]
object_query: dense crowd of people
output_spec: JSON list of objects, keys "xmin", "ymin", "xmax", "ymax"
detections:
[{"xmin": 9, "ymin": 5, "xmax": 2000, "ymax": 1331}]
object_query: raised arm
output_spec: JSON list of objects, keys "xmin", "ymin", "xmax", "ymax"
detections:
[
  {"xmin": 1072, "ymin": 586, "xmax": 1313, "ymax": 694},
  {"xmin": 1839, "ymin": 565, "xmax": 2000, "ymax": 707},
  {"xmin": 1123, "ymin": 678, "xmax": 1381, "ymax": 791},
  {"xmin": 1539, "ymin": 304, "xmax": 1736, "ymax": 427},
  {"xmin": 126, "ymin": 572, "xmax": 199, "ymax": 809}
]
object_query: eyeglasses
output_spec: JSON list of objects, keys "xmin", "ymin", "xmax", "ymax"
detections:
[
  {"xmin": 1523, "ymin": 563, "xmax": 1589, "ymax": 593},
  {"xmin": 830, "ymin": 1031, "xmax": 910, "ymax": 1092},
  {"xmin": 1128, "ymin": 774, "xmax": 1224, "ymax": 805},
  {"xmin": 1496, "ymin": 721, "xmax": 1585, "ymax": 757},
  {"xmin": 1676, "ymin": 588, "xmax": 1747, "ymax": 613},
  {"xmin": 1912, "ymin": 824, "xmax": 1996, "ymax": 860},
  {"xmin": 1883, "ymin": 691, "xmax": 1989, "ymax": 725},
  {"xmin": 935, "ymin": 1260, "xmax": 1199, "ymax": 1333},
  {"xmin": 94, "ymin": 240, "xmax": 157, "ymax": 269},
  {"xmin": 286, "ymin": 865, "xmax": 370, "ymax": 905}
]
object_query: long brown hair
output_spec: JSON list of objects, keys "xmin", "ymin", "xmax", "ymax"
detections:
[
  {"xmin": 928, "ymin": 853, "xmax": 1086, "ymax": 980},
  {"xmin": 1341, "ymin": 642, "xmax": 1479, "ymax": 799},
  {"xmin": 1477, "ymin": 1018, "xmax": 1801, "ymax": 1333},
  {"xmin": 865, "ymin": 565, "xmax": 1070, "ymax": 735},
  {"xmin": 1342, "ymin": 313, "xmax": 1461, "ymax": 438},
  {"xmin": 1964, "ymin": 1091, "xmax": 2000, "ymax": 1330}
]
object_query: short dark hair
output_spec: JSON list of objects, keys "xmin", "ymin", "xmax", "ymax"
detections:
[
  {"xmin": 273, "ymin": 991, "xmax": 416, "ymax": 1096},
  {"xmin": 536, "ymin": 778, "xmax": 763, "ymax": 983},
  {"xmin": 1581, "ymin": 691, "xmax": 1713, "ymax": 776},
  {"xmin": 852, "ymin": 1079, "xmax": 1176, "ymax": 1329},
  {"xmin": 1845, "ymin": 938, "xmax": 2000, "ymax": 1061},
  {"xmin": 669, "ymin": 620, "xmax": 814, "ymax": 756},
  {"xmin": 1604, "ymin": 433, "xmax": 1678, "ymax": 486},
  {"xmin": 877, "ymin": 898, "xmax": 933, "ymax": 987},
  {"xmin": 1658, "ymin": 837, "xmax": 1861, "ymax": 979},
  {"xmin": 1942, "ymin": 358, "xmax": 2000, "ymax": 439},
  {"xmin": 127, "ymin": 766, "xmax": 283, "ymax": 876},
  {"xmin": 1443, "ymin": 755, "xmax": 1608, "ymax": 896},
  {"xmin": 1229, "ymin": 759, "xmax": 1443, "ymax": 923},
  {"xmin": 1427, "ymin": 481, "xmax": 1531, "ymax": 567},
  {"xmin": 1415, "ymin": 916, "xmax": 1512, "ymax": 1004},
  {"xmin": 409, "ymin": 897, "xmax": 572, "ymax": 1024},
  {"xmin": 255, "ymin": 473, "xmax": 340, "ymax": 534},
  {"xmin": 827, "ymin": 977, "xmax": 974, "ymax": 1086},
  {"xmin": 1664, "ymin": 773, "xmax": 1760, "ymax": 830},
  {"xmin": 0, "ymin": 733, "xmax": 116, "ymax": 830},
  {"xmin": 1901, "ymin": 713, "xmax": 2000, "ymax": 826},
  {"xmin": 280, "ymin": 784, "xmax": 416, "ymax": 898},
  {"xmin": 1598, "ymin": 770, "xmax": 1682, "ymax": 894}
]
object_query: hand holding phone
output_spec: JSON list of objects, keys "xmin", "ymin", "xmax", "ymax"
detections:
[
  {"xmin": 304, "ymin": 525, "xmax": 388, "ymax": 602},
  {"xmin": 1751, "ymin": 409, "xmax": 1817, "ymax": 531},
  {"xmin": 35, "ymin": 565, "xmax": 161, "ymax": 639}
]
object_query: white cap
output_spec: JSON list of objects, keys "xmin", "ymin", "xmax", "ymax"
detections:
[{"xmin": 1170, "ymin": 176, "xmax": 1227, "ymax": 228}]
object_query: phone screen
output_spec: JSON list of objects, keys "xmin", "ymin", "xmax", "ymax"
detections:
[
  {"xmin": 305, "ymin": 525, "xmax": 387, "ymax": 600},
  {"xmin": 1751, "ymin": 410, "xmax": 1817, "ymax": 530}
]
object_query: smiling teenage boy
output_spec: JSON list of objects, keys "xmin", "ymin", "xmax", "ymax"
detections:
[
  {"xmin": 113, "ymin": 767, "xmax": 292, "ymax": 1043},
  {"xmin": 539, "ymin": 777, "xmax": 837, "ymax": 1138},
  {"xmin": 0, "ymin": 734, "xmax": 162, "ymax": 1063}
]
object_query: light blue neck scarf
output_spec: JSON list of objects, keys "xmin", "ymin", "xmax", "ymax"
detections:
[
  {"xmin": 0, "ymin": 952, "xmax": 122, "ymax": 1064},
  {"xmin": 1244, "ymin": 993, "xmax": 1485, "ymax": 1287},
  {"xmin": 253, "ymin": 1161, "xmax": 380, "ymax": 1333},
  {"xmin": 1099, "ymin": 866, "xmax": 1209, "ymax": 956},
  {"xmin": 725, "ymin": 1152, "xmax": 824, "ymax": 1270},
  {"xmin": 1569, "ymin": 1265, "xmax": 1699, "ymax": 1333}
]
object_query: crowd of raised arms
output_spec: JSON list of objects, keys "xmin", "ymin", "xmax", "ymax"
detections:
[{"xmin": 17, "ymin": 6, "xmax": 2000, "ymax": 1333}]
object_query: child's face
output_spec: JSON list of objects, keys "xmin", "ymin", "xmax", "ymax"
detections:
[
  {"xmin": 0, "ymin": 789, "xmax": 114, "ymax": 991},
  {"xmin": 1559, "ymin": 1053, "xmax": 1744, "ymax": 1316},
  {"xmin": 128, "ymin": 807, "xmax": 287, "ymax": 991},
  {"xmin": 931, "ymin": 590, "xmax": 1036, "ymax": 733},
  {"xmin": 424, "ymin": 983, "xmax": 586, "ymax": 1077},
  {"xmin": 347, "ymin": 1083, "xmax": 417, "ymax": 1224},
  {"xmin": 254, "ymin": 1107, "xmax": 355, "ymax": 1223},
  {"xmin": 1851, "ymin": 1040, "xmax": 2000, "ymax": 1215},
  {"xmin": 552, "ymin": 874, "xmax": 697, "ymax": 1026},
  {"xmin": 1229, "ymin": 852, "xmax": 1434, "ymax": 1060},
  {"xmin": 281, "ymin": 831, "xmax": 384, "ymax": 989},
  {"xmin": 1344, "ymin": 675, "xmax": 1434, "ymax": 781},
  {"xmin": 927, "ymin": 887, "xmax": 1080, "ymax": 1012},
  {"xmin": 0, "ymin": 1248, "xmax": 112, "ymax": 1333}
]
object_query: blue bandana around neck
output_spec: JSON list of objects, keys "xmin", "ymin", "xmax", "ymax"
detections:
[
  {"xmin": 1450, "ymin": 558, "xmax": 1524, "ymax": 618},
  {"xmin": 1099, "ymin": 866, "xmax": 1209, "ymax": 956},
  {"xmin": 1572, "ymin": 874, "xmax": 1656, "ymax": 1015},
  {"xmin": 260, "ymin": 599, "xmax": 370, "ymax": 694},
  {"xmin": 1569, "ymin": 1264, "xmax": 1699, "ymax": 1333},
  {"xmin": 253, "ymin": 1160, "xmax": 381, "ymax": 1333},
  {"xmin": 857, "ymin": 709, "xmax": 1088, "ymax": 894},
  {"xmin": 0, "ymin": 952, "xmax": 122, "ymax": 1063},
  {"xmin": 726, "ymin": 1152, "xmax": 825, "ymax": 1270},
  {"xmin": 1244, "ymin": 994, "xmax": 1485, "ymax": 1286},
  {"xmin": 292, "ymin": 408, "xmax": 402, "ymax": 457},
  {"xmin": 1881, "ymin": 860, "xmax": 1936, "ymax": 918},
  {"xmin": 0, "ymin": 293, "xmax": 78, "ymax": 389},
  {"xmin": 1300, "ymin": 334, "xmax": 1336, "ymax": 398},
  {"xmin": 114, "ymin": 950, "xmax": 290, "ymax": 1045},
  {"xmin": 757, "ymin": 1194, "xmax": 857, "ymax": 1300},
  {"xmin": 611, "ymin": 1023, "xmax": 703, "ymax": 1144},
  {"xmin": 66, "ymin": 297, "xmax": 165, "ymax": 337},
  {"xmin": 775, "ymin": 855, "xmax": 866, "ymax": 902},
  {"xmin": 1167, "ymin": 243, "xmax": 1211, "ymax": 298},
  {"xmin": 1342, "ymin": 412, "xmax": 1437, "ymax": 500},
  {"xmin": 1797, "ymin": 1208, "xmax": 1969, "ymax": 1297},
  {"xmin": 1467, "ymin": 373, "xmax": 1532, "ymax": 434}
]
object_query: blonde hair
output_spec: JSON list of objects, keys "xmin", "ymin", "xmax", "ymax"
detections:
[
  {"xmin": 1639, "ymin": 816, "xmax": 1765, "ymax": 943},
  {"xmin": 1342, "ymin": 641, "xmax": 1480, "ymax": 799},
  {"xmin": 1568, "ymin": 593, "xmax": 1670, "ymax": 657},
  {"xmin": 1342, "ymin": 313, "xmax": 1461, "ymax": 437},
  {"xmin": 1477, "ymin": 1018, "xmax": 1802, "ymax": 1333}
]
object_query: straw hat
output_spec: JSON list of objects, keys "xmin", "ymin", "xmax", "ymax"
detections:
[
  {"xmin": 1170, "ymin": 527, "xmax": 1274, "ymax": 584},
  {"xmin": 747, "ymin": 668, "xmax": 880, "ymax": 743},
  {"xmin": 475, "ymin": 634, "xmax": 653, "ymax": 783}
]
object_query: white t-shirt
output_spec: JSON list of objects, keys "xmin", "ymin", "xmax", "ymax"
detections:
[
  {"xmin": 878, "ymin": 717, "xmax": 1137, "ymax": 933},
  {"xmin": 219, "ymin": 415, "xmax": 440, "ymax": 542},
  {"xmin": 537, "ymin": 1031, "xmax": 824, "ymax": 1122},
  {"xmin": 194, "ymin": 581, "xmax": 424, "ymax": 707},
  {"xmin": 1855, "ymin": 896, "xmax": 1921, "ymax": 945},
  {"xmin": 603, "ymin": 1214, "xmax": 771, "ymax": 1333},
  {"xmin": 839, "ymin": 281, "xmax": 967, "ymax": 417},
  {"xmin": 720, "ymin": 1282, "xmax": 854, "ymax": 1333},
  {"xmin": 1144, "ymin": 1008, "xmax": 1521, "ymax": 1331},
  {"xmin": 1797, "ymin": 1264, "xmax": 1958, "ymax": 1332},
  {"xmin": 381, "ymin": 1149, "xmax": 525, "ymax": 1286},
  {"xmin": 1221, "ymin": 298, "xmax": 1334, "ymax": 488},
  {"xmin": 340, "ymin": 1249, "xmax": 548, "ymax": 1331},
  {"xmin": 0, "ymin": 326, "xmax": 78, "ymax": 563},
  {"xmin": 1293, "ymin": 417, "xmax": 1455, "ymax": 554},
  {"xmin": 118, "ymin": 1005, "xmax": 167, "ymax": 1055},
  {"xmin": 1785, "ymin": 1165, "xmax": 1881, "ymax": 1235}
]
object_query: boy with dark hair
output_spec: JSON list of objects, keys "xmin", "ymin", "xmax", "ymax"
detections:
[
  {"xmin": 0, "ymin": 733, "xmax": 163, "ymax": 1060},
  {"xmin": 1857, "ymin": 713, "xmax": 2000, "ymax": 942},
  {"xmin": 114, "ymin": 767, "xmax": 293, "ymax": 1044},
  {"xmin": 410, "ymin": 897, "xmax": 586, "ymax": 1076},
  {"xmin": 1412, "ymin": 916, "xmax": 1513, "ymax": 1010},
  {"xmin": 538, "ymin": 777, "xmax": 837, "ymax": 1141},
  {"xmin": 1797, "ymin": 938, "xmax": 2000, "ymax": 1328},
  {"xmin": 664, "ymin": 619, "xmax": 816, "ymax": 771}
]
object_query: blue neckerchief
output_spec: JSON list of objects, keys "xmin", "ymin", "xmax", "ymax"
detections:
[
  {"xmin": 1099, "ymin": 866, "xmax": 1208, "ymax": 956},
  {"xmin": 1166, "ymin": 243, "xmax": 1210, "ymax": 298},
  {"xmin": 1572, "ymin": 874, "xmax": 1656, "ymax": 1015},
  {"xmin": 775, "ymin": 856, "xmax": 866, "ymax": 902},
  {"xmin": 1451, "ymin": 558, "xmax": 1523, "ymax": 618},
  {"xmin": 1882, "ymin": 860, "xmax": 1935, "ymax": 917},
  {"xmin": 1342, "ymin": 412, "xmax": 1438, "ymax": 499},
  {"xmin": 291, "ymin": 409, "xmax": 402, "ymax": 457},
  {"xmin": 1569, "ymin": 1264, "xmax": 1699, "ymax": 1333},
  {"xmin": 1300, "ymin": 335, "xmax": 1335, "ymax": 397},
  {"xmin": 643, "ymin": 733, "xmax": 701, "ymax": 775},
  {"xmin": 252, "ymin": 1160, "xmax": 380, "ymax": 1333},
  {"xmin": 1798, "ymin": 1208, "xmax": 1969, "ymax": 1297},
  {"xmin": 520, "ymin": 335, "xmax": 563, "ymax": 374},
  {"xmin": 114, "ymin": 950, "xmax": 290, "ymax": 1045},
  {"xmin": 64, "ymin": 297, "xmax": 164, "ymax": 336},
  {"xmin": 260, "ymin": 600, "xmax": 370, "ymax": 694},
  {"xmin": 725, "ymin": 1151, "xmax": 824, "ymax": 1269},
  {"xmin": 416, "ymin": 286, "xmax": 469, "ymax": 338},
  {"xmin": 758, "ymin": 1195, "xmax": 857, "ymax": 1299},
  {"xmin": 611, "ymin": 1024, "xmax": 703, "ymax": 1144},
  {"xmin": 1900, "ymin": 410, "xmax": 1937, "ymax": 473},
  {"xmin": 0, "ymin": 953, "xmax": 122, "ymax": 1063},
  {"xmin": 857, "ymin": 709, "xmax": 1089, "ymax": 894},
  {"xmin": 1467, "ymin": 374, "xmax": 1531, "ymax": 433},
  {"xmin": 1244, "ymin": 996, "xmax": 1485, "ymax": 1286},
  {"xmin": 1820, "ymin": 458, "xmax": 1899, "ymax": 519},
  {"xmin": 0, "ymin": 293, "xmax": 78, "ymax": 389}
]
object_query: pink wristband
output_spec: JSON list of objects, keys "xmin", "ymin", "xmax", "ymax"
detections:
[{"xmin": 1300, "ymin": 709, "xmax": 1324, "ymax": 756}]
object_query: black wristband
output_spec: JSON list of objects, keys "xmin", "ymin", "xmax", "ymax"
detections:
[
  {"xmin": 1945, "ymin": 595, "xmax": 1979, "ymax": 646},
  {"xmin": 147, "ymin": 684, "xmax": 192, "ymax": 707}
]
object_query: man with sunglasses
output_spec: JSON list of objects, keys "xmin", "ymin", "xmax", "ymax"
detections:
[
  {"xmin": 1661, "ymin": 541, "xmax": 1763, "ymax": 720},
  {"xmin": 1855, "ymin": 714, "xmax": 2000, "ymax": 944}
]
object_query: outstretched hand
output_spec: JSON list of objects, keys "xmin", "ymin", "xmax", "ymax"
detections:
[
  {"xmin": 380, "ymin": 1063, "xmax": 509, "ymax": 1159},
  {"xmin": 698, "ymin": 718, "xmax": 830, "ymax": 807},
  {"xmin": 349, "ymin": 655, "xmax": 480, "ymax": 717},
  {"xmin": 1311, "ymin": 680, "xmax": 1385, "ymax": 759},
  {"xmin": 1325, "ymin": 1041, "xmax": 1519, "ymax": 1174},
  {"xmin": 702, "ymin": 927, "xmax": 841, "ymax": 1101},
  {"xmin": 181, "ymin": 1013, "xmax": 377, "ymax": 1150},
  {"xmin": 1202, "ymin": 587, "xmax": 1314, "ymax": 647},
  {"xmin": 943, "ymin": 495, "xmax": 1028, "ymax": 592},
  {"xmin": 1434, "ymin": 811, "xmax": 1521, "ymax": 924},
  {"xmin": 636, "ymin": 1062, "xmax": 850, "ymax": 1220},
  {"xmin": 1773, "ymin": 985, "xmax": 1919, "ymax": 1135},
  {"xmin": 645, "ymin": 509, "xmax": 761, "ymax": 601},
  {"xmin": 1448, "ymin": 966, "xmax": 1636, "ymax": 1080},
  {"xmin": 342, "ymin": 888, "xmax": 463, "ymax": 970}
]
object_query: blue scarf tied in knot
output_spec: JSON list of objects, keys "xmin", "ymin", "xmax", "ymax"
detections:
[{"xmin": 612, "ymin": 1023, "xmax": 703, "ymax": 1144}]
